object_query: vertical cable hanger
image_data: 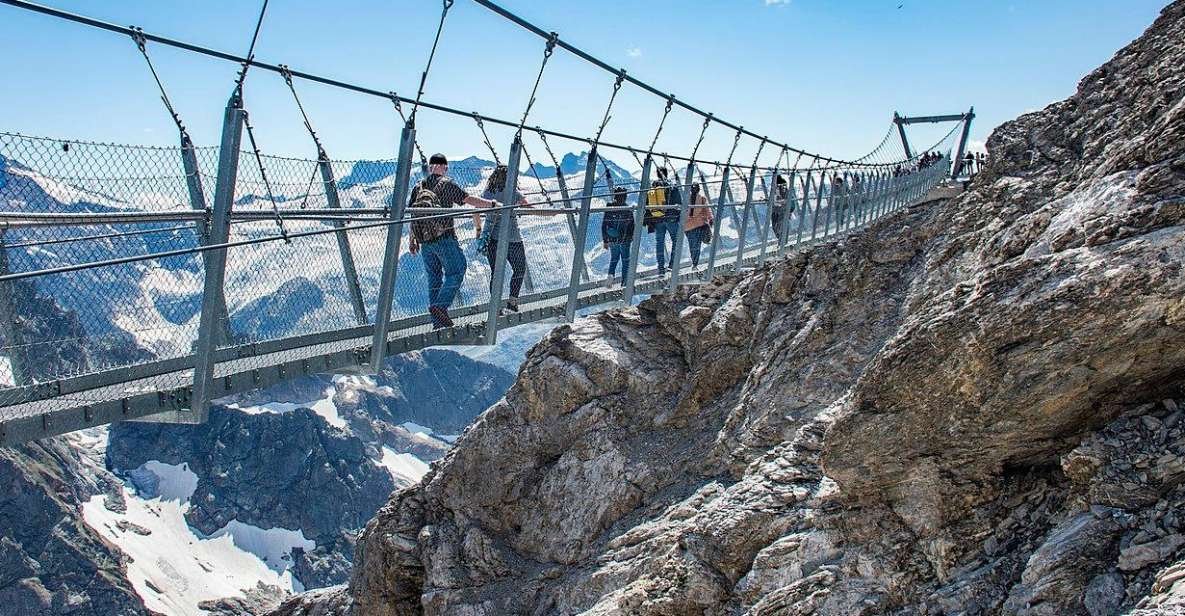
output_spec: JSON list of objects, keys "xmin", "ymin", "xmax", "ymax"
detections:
[
  {"xmin": 473, "ymin": 113, "xmax": 502, "ymax": 166},
  {"xmin": 129, "ymin": 28, "xmax": 187, "ymax": 140},
  {"xmin": 514, "ymin": 32, "xmax": 559, "ymax": 138},
  {"xmin": 519, "ymin": 143, "xmax": 555, "ymax": 209},
  {"xmin": 592, "ymin": 69, "xmax": 627, "ymax": 145},
  {"xmin": 683, "ymin": 114, "xmax": 712, "ymax": 185},
  {"xmin": 233, "ymin": 0, "xmax": 287, "ymax": 241},
  {"xmin": 409, "ymin": 0, "xmax": 455, "ymax": 125},
  {"xmin": 279, "ymin": 64, "xmax": 329, "ymax": 210},
  {"xmin": 647, "ymin": 95, "xmax": 676, "ymax": 158}
]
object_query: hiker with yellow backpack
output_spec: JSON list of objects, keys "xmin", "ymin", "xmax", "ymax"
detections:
[{"xmin": 642, "ymin": 167, "xmax": 684, "ymax": 277}]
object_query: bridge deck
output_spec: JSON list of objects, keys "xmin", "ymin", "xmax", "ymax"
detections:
[{"xmin": 0, "ymin": 244, "xmax": 777, "ymax": 445}]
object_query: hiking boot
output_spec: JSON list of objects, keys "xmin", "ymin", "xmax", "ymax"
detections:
[
  {"xmin": 429, "ymin": 306, "xmax": 454, "ymax": 329},
  {"xmin": 602, "ymin": 278, "xmax": 614, "ymax": 289},
  {"xmin": 505, "ymin": 298, "xmax": 520, "ymax": 313}
]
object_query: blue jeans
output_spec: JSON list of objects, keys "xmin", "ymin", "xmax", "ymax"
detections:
[
  {"xmin": 608, "ymin": 242, "xmax": 630, "ymax": 282},
  {"xmin": 653, "ymin": 220, "xmax": 679, "ymax": 274},
  {"xmin": 420, "ymin": 235, "xmax": 466, "ymax": 311},
  {"xmin": 685, "ymin": 225, "xmax": 707, "ymax": 267}
]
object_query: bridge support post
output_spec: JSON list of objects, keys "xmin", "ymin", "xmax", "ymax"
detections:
[
  {"xmin": 795, "ymin": 170, "xmax": 811, "ymax": 246},
  {"xmin": 951, "ymin": 107, "xmax": 975, "ymax": 180},
  {"xmin": 893, "ymin": 112, "xmax": 913, "ymax": 160},
  {"xmin": 369, "ymin": 121, "xmax": 417, "ymax": 371},
  {"xmin": 666, "ymin": 162, "xmax": 695, "ymax": 293},
  {"xmin": 733, "ymin": 164, "xmax": 758, "ymax": 273},
  {"xmin": 484, "ymin": 137, "xmax": 522, "ymax": 345},
  {"xmin": 318, "ymin": 151, "xmax": 369, "ymax": 325},
  {"xmin": 812, "ymin": 170, "xmax": 827, "ymax": 240},
  {"xmin": 777, "ymin": 170, "xmax": 796, "ymax": 255},
  {"xmin": 0, "ymin": 230, "xmax": 26, "ymax": 388},
  {"xmin": 190, "ymin": 91, "xmax": 245, "ymax": 421},
  {"xmin": 758, "ymin": 170, "xmax": 778, "ymax": 266},
  {"xmin": 564, "ymin": 148, "xmax": 598, "ymax": 322},
  {"xmin": 704, "ymin": 165, "xmax": 731, "ymax": 280},
  {"xmin": 622, "ymin": 156, "xmax": 651, "ymax": 305},
  {"xmin": 178, "ymin": 132, "xmax": 233, "ymax": 345}
]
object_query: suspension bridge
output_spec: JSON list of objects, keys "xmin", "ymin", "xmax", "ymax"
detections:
[{"xmin": 0, "ymin": 0, "xmax": 974, "ymax": 446}]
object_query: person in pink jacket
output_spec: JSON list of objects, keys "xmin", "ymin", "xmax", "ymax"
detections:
[{"xmin": 683, "ymin": 182, "xmax": 713, "ymax": 269}]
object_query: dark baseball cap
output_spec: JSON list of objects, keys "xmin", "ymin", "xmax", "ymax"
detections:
[{"xmin": 429, "ymin": 153, "xmax": 448, "ymax": 165}]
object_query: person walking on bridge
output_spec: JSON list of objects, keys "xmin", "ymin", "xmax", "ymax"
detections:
[
  {"xmin": 683, "ymin": 182, "xmax": 713, "ymax": 270},
  {"xmin": 644, "ymin": 167, "xmax": 684, "ymax": 278},
  {"xmin": 408, "ymin": 153, "xmax": 499, "ymax": 329},
  {"xmin": 479, "ymin": 165, "xmax": 530, "ymax": 314},
  {"xmin": 602, "ymin": 186, "xmax": 634, "ymax": 286}
]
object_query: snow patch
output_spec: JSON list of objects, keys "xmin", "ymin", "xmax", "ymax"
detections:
[
  {"xmin": 209, "ymin": 520, "xmax": 315, "ymax": 579},
  {"xmin": 378, "ymin": 446, "xmax": 430, "ymax": 484},
  {"xmin": 227, "ymin": 385, "xmax": 347, "ymax": 429},
  {"xmin": 141, "ymin": 460, "xmax": 199, "ymax": 502},
  {"xmin": 82, "ymin": 487, "xmax": 301, "ymax": 616},
  {"xmin": 400, "ymin": 421, "xmax": 434, "ymax": 435}
]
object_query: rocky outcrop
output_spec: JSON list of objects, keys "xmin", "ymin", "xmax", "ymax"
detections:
[
  {"xmin": 0, "ymin": 437, "xmax": 148, "ymax": 615},
  {"xmin": 274, "ymin": 2, "xmax": 1185, "ymax": 614}
]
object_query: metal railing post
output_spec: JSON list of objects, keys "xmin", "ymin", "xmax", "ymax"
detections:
[
  {"xmin": 564, "ymin": 148, "xmax": 599, "ymax": 321},
  {"xmin": 758, "ymin": 169, "xmax": 779, "ymax": 266},
  {"xmin": 951, "ymin": 108, "xmax": 975, "ymax": 180},
  {"xmin": 179, "ymin": 132, "xmax": 233, "ymax": 344},
  {"xmin": 795, "ymin": 170, "xmax": 812, "ymax": 246},
  {"xmin": 484, "ymin": 137, "xmax": 522, "ymax": 344},
  {"xmin": 733, "ymin": 165, "xmax": 758, "ymax": 272},
  {"xmin": 666, "ymin": 162, "xmax": 695, "ymax": 293},
  {"xmin": 812, "ymin": 171, "xmax": 828, "ymax": 240},
  {"xmin": 0, "ymin": 229, "xmax": 25, "ymax": 387},
  {"xmin": 723, "ymin": 170, "xmax": 742, "ymax": 232},
  {"xmin": 318, "ymin": 151, "xmax": 369, "ymax": 325},
  {"xmin": 369, "ymin": 122, "xmax": 417, "ymax": 370},
  {"xmin": 190, "ymin": 91, "xmax": 245, "ymax": 419},
  {"xmin": 554, "ymin": 168, "xmax": 592, "ymax": 282},
  {"xmin": 622, "ymin": 156, "xmax": 651, "ymax": 304},
  {"xmin": 778, "ymin": 170, "xmax": 797, "ymax": 254},
  {"xmin": 704, "ymin": 165, "xmax": 731, "ymax": 279}
]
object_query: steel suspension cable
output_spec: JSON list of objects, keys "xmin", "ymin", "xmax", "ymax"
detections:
[{"xmin": 0, "ymin": 0, "xmax": 926, "ymax": 172}]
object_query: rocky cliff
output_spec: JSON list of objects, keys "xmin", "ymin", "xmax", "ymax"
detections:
[{"xmin": 273, "ymin": 3, "xmax": 1185, "ymax": 614}]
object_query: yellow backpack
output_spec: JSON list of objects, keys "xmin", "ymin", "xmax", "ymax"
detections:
[{"xmin": 646, "ymin": 184, "xmax": 668, "ymax": 220}]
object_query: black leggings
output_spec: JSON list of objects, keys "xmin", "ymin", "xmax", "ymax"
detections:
[{"xmin": 486, "ymin": 239, "xmax": 527, "ymax": 299}]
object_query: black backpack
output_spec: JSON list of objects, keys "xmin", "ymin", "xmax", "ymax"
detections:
[{"xmin": 408, "ymin": 176, "xmax": 452, "ymax": 243}]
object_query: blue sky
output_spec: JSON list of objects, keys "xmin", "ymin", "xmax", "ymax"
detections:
[{"xmin": 0, "ymin": 0, "xmax": 1169, "ymax": 167}]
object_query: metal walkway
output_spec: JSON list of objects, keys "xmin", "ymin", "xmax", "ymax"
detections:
[{"xmin": 0, "ymin": 0, "xmax": 973, "ymax": 446}]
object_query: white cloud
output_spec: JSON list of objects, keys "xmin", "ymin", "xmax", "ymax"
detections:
[
  {"xmin": 626, "ymin": 46, "xmax": 642, "ymax": 58},
  {"xmin": 765, "ymin": 0, "xmax": 791, "ymax": 5}
]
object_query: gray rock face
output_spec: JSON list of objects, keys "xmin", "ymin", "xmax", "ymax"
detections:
[
  {"xmin": 0, "ymin": 438, "xmax": 148, "ymax": 615},
  {"xmin": 281, "ymin": 2, "xmax": 1185, "ymax": 615},
  {"xmin": 108, "ymin": 405, "xmax": 396, "ymax": 590}
]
